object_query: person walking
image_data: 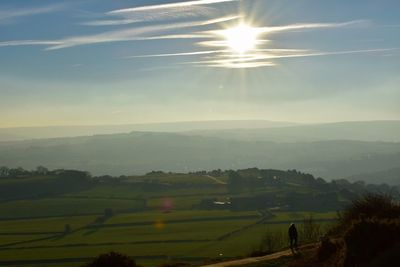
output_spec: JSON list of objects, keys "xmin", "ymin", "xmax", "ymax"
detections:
[{"xmin": 289, "ymin": 223, "xmax": 298, "ymax": 253}]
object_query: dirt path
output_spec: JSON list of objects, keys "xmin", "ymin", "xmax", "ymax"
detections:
[
  {"xmin": 204, "ymin": 175, "xmax": 227, "ymax": 185},
  {"xmin": 200, "ymin": 243, "xmax": 317, "ymax": 267}
]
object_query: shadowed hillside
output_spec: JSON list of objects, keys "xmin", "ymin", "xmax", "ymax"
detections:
[
  {"xmin": 346, "ymin": 167, "xmax": 400, "ymax": 185},
  {"xmin": 185, "ymin": 121, "xmax": 400, "ymax": 143},
  {"xmin": 0, "ymin": 120, "xmax": 297, "ymax": 142},
  {"xmin": 290, "ymin": 194, "xmax": 400, "ymax": 267},
  {"xmin": 0, "ymin": 132, "xmax": 400, "ymax": 178}
]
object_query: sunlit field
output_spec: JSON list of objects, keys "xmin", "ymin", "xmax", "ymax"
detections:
[
  {"xmin": 0, "ymin": 209, "xmax": 336, "ymax": 267},
  {"xmin": 0, "ymin": 170, "xmax": 340, "ymax": 267}
]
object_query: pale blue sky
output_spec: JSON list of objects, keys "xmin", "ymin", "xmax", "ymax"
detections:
[{"xmin": 0, "ymin": 0, "xmax": 399, "ymax": 127}]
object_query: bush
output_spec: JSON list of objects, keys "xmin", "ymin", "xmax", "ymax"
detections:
[
  {"xmin": 317, "ymin": 237, "xmax": 337, "ymax": 262},
  {"xmin": 341, "ymin": 194, "xmax": 400, "ymax": 223},
  {"xmin": 158, "ymin": 263, "xmax": 192, "ymax": 267},
  {"xmin": 369, "ymin": 242, "xmax": 400, "ymax": 267},
  {"xmin": 290, "ymin": 194, "xmax": 400, "ymax": 267},
  {"xmin": 344, "ymin": 219, "xmax": 400, "ymax": 266},
  {"xmin": 82, "ymin": 251, "xmax": 139, "ymax": 267}
]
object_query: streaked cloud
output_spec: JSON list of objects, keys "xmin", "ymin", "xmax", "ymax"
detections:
[
  {"xmin": 207, "ymin": 61, "xmax": 276, "ymax": 68},
  {"xmin": 126, "ymin": 48, "xmax": 310, "ymax": 59},
  {"xmin": 98, "ymin": 0, "xmax": 234, "ymax": 27},
  {"xmin": 84, "ymin": 6, "xmax": 216, "ymax": 27},
  {"xmin": 81, "ymin": 19, "xmax": 141, "ymax": 27},
  {"xmin": 205, "ymin": 20, "xmax": 367, "ymax": 39},
  {"xmin": 108, "ymin": 0, "xmax": 238, "ymax": 14},
  {"xmin": 258, "ymin": 20, "xmax": 368, "ymax": 33},
  {"xmin": 0, "ymin": 1, "xmax": 381, "ymax": 71},
  {"xmin": 187, "ymin": 48, "xmax": 398, "ymax": 68},
  {"xmin": 124, "ymin": 46, "xmax": 397, "ymax": 69},
  {"xmin": 48, "ymin": 15, "xmax": 239, "ymax": 50},
  {"xmin": 131, "ymin": 33, "xmax": 213, "ymax": 41},
  {"xmin": 0, "ymin": 4, "xmax": 65, "ymax": 23},
  {"xmin": 189, "ymin": 20, "xmax": 371, "ymax": 68},
  {"xmin": 0, "ymin": 15, "xmax": 238, "ymax": 50},
  {"xmin": 0, "ymin": 40, "xmax": 62, "ymax": 47},
  {"xmin": 126, "ymin": 50, "xmax": 225, "ymax": 58}
]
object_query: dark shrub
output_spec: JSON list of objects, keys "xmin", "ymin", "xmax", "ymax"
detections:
[
  {"xmin": 158, "ymin": 263, "xmax": 192, "ymax": 267},
  {"xmin": 341, "ymin": 194, "xmax": 400, "ymax": 223},
  {"xmin": 344, "ymin": 219, "xmax": 400, "ymax": 266},
  {"xmin": 83, "ymin": 251, "xmax": 138, "ymax": 267},
  {"xmin": 369, "ymin": 242, "xmax": 400, "ymax": 267},
  {"xmin": 317, "ymin": 237, "xmax": 337, "ymax": 262}
]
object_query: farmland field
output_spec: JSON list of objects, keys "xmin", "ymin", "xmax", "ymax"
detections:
[
  {"xmin": 0, "ymin": 169, "xmax": 351, "ymax": 266},
  {"xmin": 0, "ymin": 209, "xmax": 337, "ymax": 266}
]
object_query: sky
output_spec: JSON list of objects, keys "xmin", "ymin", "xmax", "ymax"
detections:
[{"xmin": 0, "ymin": 0, "xmax": 399, "ymax": 127}]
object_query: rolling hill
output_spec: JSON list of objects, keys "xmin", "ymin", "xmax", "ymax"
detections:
[
  {"xmin": 1, "ymin": 131, "xmax": 399, "ymax": 179},
  {"xmin": 346, "ymin": 167, "xmax": 400, "ymax": 185},
  {"xmin": 184, "ymin": 120, "xmax": 400, "ymax": 142},
  {"xmin": 0, "ymin": 120, "xmax": 297, "ymax": 142}
]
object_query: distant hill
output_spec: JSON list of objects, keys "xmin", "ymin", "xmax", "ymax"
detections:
[
  {"xmin": 0, "ymin": 120, "xmax": 297, "ymax": 142},
  {"xmin": 346, "ymin": 167, "xmax": 400, "ymax": 185},
  {"xmin": 1, "ymin": 132, "xmax": 399, "ymax": 179},
  {"xmin": 184, "ymin": 120, "xmax": 400, "ymax": 142}
]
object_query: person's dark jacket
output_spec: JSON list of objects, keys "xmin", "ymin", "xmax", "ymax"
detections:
[{"xmin": 289, "ymin": 224, "xmax": 298, "ymax": 239}]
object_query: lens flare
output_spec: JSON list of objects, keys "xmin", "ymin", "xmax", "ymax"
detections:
[
  {"xmin": 161, "ymin": 197, "xmax": 174, "ymax": 213},
  {"xmin": 154, "ymin": 220, "xmax": 165, "ymax": 230}
]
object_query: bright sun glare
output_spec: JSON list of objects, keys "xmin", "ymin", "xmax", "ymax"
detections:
[{"xmin": 222, "ymin": 23, "xmax": 260, "ymax": 54}]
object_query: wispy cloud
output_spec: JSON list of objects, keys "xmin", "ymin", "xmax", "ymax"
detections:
[
  {"xmin": 0, "ymin": 4, "xmax": 65, "ymax": 23},
  {"xmin": 124, "ymin": 47, "xmax": 395, "ymax": 69},
  {"xmin": 108, "ymin": 0, "xmax": 238, "ymax": 14},
  {"xmin": 188, "ymin": 20, "xmax": 371, "ymax": 68},
  {"xmin": 126, "ymin": 50, "xmax": 225, "ymax": 58},
  {"xmin": 126, "ymin": 48, "xmax": 310, "ymax": 59},
  {"xmin": 258, "ymin": 20, "xmax": 367, "ymax": 33},
  {"xmin": 0, "ymin": 16, "xmax": 240, "ymax": 50},
  {"xmin": 84, "ymin": 6, "xmax": 215, "ymax": 27},
  {"xmin": 89, "ymin": 0, "xmax": 234, "ymax": 28},
  {"xmin": 131, "ymin": 33, "xmax": 213, "ymax": 41},
  {"xmin": 96, "ymin": 0, "xmax": 239, "ymax": 27},
  {"xmin": 207, "ymin": 61, "xmax": 276, "ymax": 68},
  {"xmin": 0, "ymin": 2, "xmax": 379, "ymax": 71},
  {"xmin": 48, "ymin": 15, "xmax": 240, "ymax": 50},
  {"xmin": 0, "ymin": 40, "xmax": 62, "ymax": 47},
  {"xmin": 188, "ymin": 48, "xmax": 398, "ymax": 68},
  {"xmin": 206, "ymin": 20, "xmax": 367, "ymax": 38},
  {"xmin": 0, "ymin": 15, "xmax": 238, "ymax": 50},
  {"xmin": 82, "ymin": 10, "xmax": 240, "ymax": 28},
  {"xmin": 81, "ymin": 19, "xmax": 141, "ymax": 27}
]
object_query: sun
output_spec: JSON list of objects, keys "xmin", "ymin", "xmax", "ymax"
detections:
[{"xmin": 222, "ymin": 23, "xmax": 260, "ymax": 54}]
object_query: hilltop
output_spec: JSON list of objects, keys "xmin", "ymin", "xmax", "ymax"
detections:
[
  {"xmin": 0, "ymin": 131, "xmax": 399, "ymax": 181},
  {"xmin": 0, "ymin": 120, "xmax": 297, "ymax": 142},
  {"xmin": 184, "ymin": 120, "xmax": 400, "ymax": 143}
]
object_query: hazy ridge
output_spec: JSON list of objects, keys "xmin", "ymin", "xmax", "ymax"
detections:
[
  {"xmin": 184, "ymin": 120, "xmax": 400, "ymax": 142},
  {"xmin": 0, "ymin": 120, "xmax": 297, "ymax": 142},
  {"xmin": 1, "ymin": 120, "xmax": 399, "ymax": 184},
  {"xmin": 1, "ymin": 132, "xmax": 399, "ymax": 182}
]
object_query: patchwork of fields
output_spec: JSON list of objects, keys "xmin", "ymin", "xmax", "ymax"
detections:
[
  {"xmin": 0, "ymin": 171, "xmax": 340, "ymax": 266},
  {"xmin": 0, "ymin": 210, "xmax": 336, "ymax": 267}
]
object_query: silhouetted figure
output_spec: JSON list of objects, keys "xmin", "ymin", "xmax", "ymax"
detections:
[{"xmin": 289, "ymin": 223, "xmax": 298, "ymax": 253}]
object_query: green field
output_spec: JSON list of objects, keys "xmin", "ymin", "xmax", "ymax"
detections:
[
  {"xmin": 0, "ymin": 198, "xmax": 145, "ymax": 219},
  {"xmin": 0, "ymin": 209, "xmax": 337, "ymax": 267},
  {"xmin": 0, "ymin": 170, "xmax": 344, "ymax": 267}
]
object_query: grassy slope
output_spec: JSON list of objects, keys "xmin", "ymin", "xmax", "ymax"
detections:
[{"xmin": 0, "ymin": 172, "xmax": 341, "ymax": 267}]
